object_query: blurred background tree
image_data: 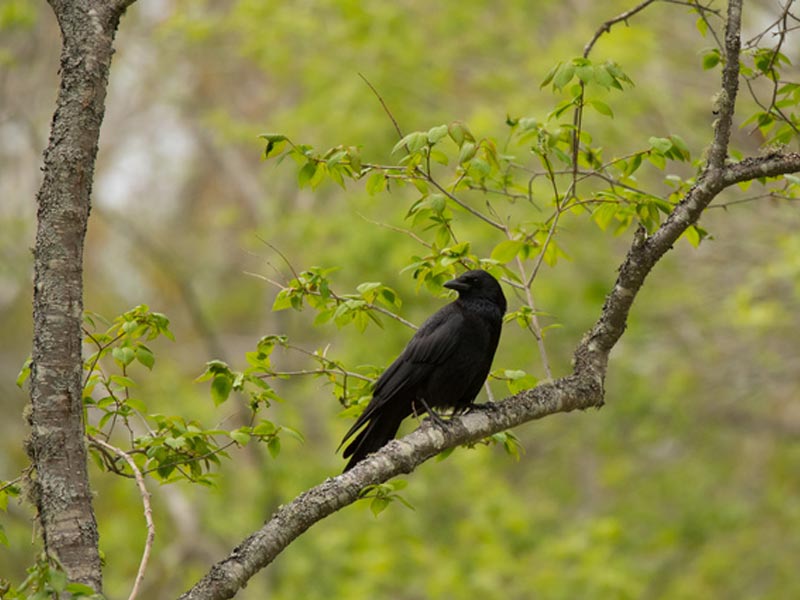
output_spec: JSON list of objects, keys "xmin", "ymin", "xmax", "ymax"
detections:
[{"xmin": 1, "ymin": 0, "xmax": 798, "ymax": 598}]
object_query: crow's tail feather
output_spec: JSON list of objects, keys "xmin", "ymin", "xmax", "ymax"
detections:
[{"xmin": 342, "ymin": 409, "xmax": 405, "ymax": 472}]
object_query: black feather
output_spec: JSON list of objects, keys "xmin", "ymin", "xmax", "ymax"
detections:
[{"xmin": 340, "ymin": 269, "xmax": 506, "ymax": 471}]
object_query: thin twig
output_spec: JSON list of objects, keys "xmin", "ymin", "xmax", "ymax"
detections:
[
  {"xmin": 359, "ymin": 73, "xmax": 404, "ymax": 139},
  {"xmin": 424, "ymin": 173, "xmax": 506, "ymax": 231},
  {"xmin": 91, "ymin": 437, "xmax": 154, "ymax": 600},
  {"xmin": 0, "ymin": 468, "xmax": 32, "ymax": 494},
  {"xmin": 259, "ymin": 369, "xmax": 374, "ymax": 383},
  {"xmin": 82, "ymin": 328, "xmax": 125, "ymax": 389},
  {"xmin": 708, "ymin": 191, "xmax": 797, "ymax": 209},
  {"xmin": 527, "ymin": 154, "xmax": 563, "ymax": 287},
  {"xmin": 356, "ymin": 212, "xmax": 433, "ymax": 248},
  {"xmin": 583, "ymin": 0, "xmax": 659, "ymax": 57},
  {"xmin": 256, "ymin": 236, "xmax": 301, "ymax": 282},
  {"xmin": 514, "ymin": 255, "xmax": 553, "ymax": 379},
  {"xmin": 686, "ymin": 0, "xmax": 725, "ymax": 51}
]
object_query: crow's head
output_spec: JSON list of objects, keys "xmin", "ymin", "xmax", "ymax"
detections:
[{"xmin": 444, "ymin": 270, "xmax": 507, "ymax": 313}]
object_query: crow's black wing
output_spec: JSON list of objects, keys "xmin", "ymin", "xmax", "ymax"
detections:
[
  {"xmin": 340, "ymin": 304, "xmax": 464, "ymax": 444},
  {"xmin": 375, "ymin": 305, "xmax": 464, "ymax": 397}
]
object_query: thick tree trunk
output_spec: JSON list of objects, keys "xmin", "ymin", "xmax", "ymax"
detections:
[{"xmin": 28, "ymin": 0, "xmax": 134, "ymax": 591}]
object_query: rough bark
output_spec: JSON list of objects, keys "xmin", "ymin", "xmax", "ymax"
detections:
[
  {"xmin": 180, "ymin": 2, "xmax": 800, "ymax": 598},
  {"xmin": 28, "ymin": 0, "xmax": 135, "ymax": 591}
]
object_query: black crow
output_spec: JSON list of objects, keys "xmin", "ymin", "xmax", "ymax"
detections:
[{"xmin": 340, "ymin": 269, "xmax": 506, "ymax": 471}]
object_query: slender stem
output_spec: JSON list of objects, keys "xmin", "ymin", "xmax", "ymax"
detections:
[
  {"xmin": 90, "ymin": 437, "xmax": 154, "ymax": 600},
  {"xmin": 359, "ymin": 73, "xmax": 404, "ymax": 139},
  {"xmin": 259, "ymin": 369, "xmax": 373, "ymax": 383},
  {"xmin": 514, "ymin": 255, "xmax": 553, "ymax": 379},
  {"xmin": 424, "ymin": 171, "xmax": 506, "ymax": 231},
  {"xmin": 583, "ymin": 0, "xmax": 659, "ymax": 57}
]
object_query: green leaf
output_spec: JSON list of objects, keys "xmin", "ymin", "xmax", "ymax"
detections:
[
  {"xmin": 392, "ymin": 131, "xmax": 427, "ymax": 155},
  {"xmin": 576, "ymin": 64, "xmax": 594, "ymax": 84},
  {"xmin": 112, "ymin": 346, "xmax": 135, "ymax": 367},
  {"xmin": 164, "ymin": 436, "xmax": 186, "ymax": 450},
  {"xmin": 109, "ymin": 374, "xmax": 136, "ymax": 388},
  {"xmin": 260, "ymin": 134, "xmax": 288, "ymax": 159},
  {"xmin": 447, "ymin": 121, "xmax": 474, "ymax": 146},
  {"xmin": 592, "ymin": 202, "xmax": 619, "ymax": 231},
  {"xmin": 65, "ymin": 582, "xmax": 99, "ymax": 595},
  {"xmin": 508, "ymin": 374, "xmax": 538, "ymax": 394},
  {"xmin": 648, "ymin": 136, "xmax": 672, "ymax": 154},
  {"xmin": 125, "ymin": 397, "xmax": 148, "ymax": 413},
  {"xmin": 135, "ymin": 345, "xmax": 155, "ymax": 370},
  {"xmin": 365, "ymin": 171, "xmax": 386, "ymax": 195},
  {"xmin": 670, "ymin": 134, "xmax": 691, "ymax": 159},
  {"xmin": 49, "ymin": 569, "xmax": 68, "ymax": 592},
  {"xmin": 490, "ymin": 240, "xmax": 524, "ymax": 264},
  {"xmin": 229, "ymin": 428, "xmax": 250, "ymax": 445},
  {"xmin": 588, "ymin": 99, "xmax": 613, "ymax": 118},
  {"xmin": 503, "ymin": 369, "xmax": 526, "ymax": 380},
  {"xmin": 370, "ymin": 497, "xmax": 390, "ymax": 516},
  {"xmin": 647, "ymin": 152, "xmax": 666, "ymax": 170},
  {"xmin": 683, "ymin": 225, "xmax": 708, "ymax": 247},
  {"xmin": 211, "ymin": 374, "xmax": 233, "ymax": 406},
  {"xmin": 458, "ymin": 141, "xmax": 477, "ymax": 164},
  {"xmin": 260, "ymin": 133, "xmax": 287, "ymax": 143},
  {"xmin": 553, "ymin": 63, "xmax": 575, "ymax": 90},
  {"xmin": 253, "ymin": 420, "xmax": 277, "ymax": 436},
  {"xmin": 551, "ymin": 146, "xmax": 572, "ymax": 166},
  {"xmin": 626, "ymin": 153, "xmax": 643, "ymax": 176},
  {"xmin": 696, "ymin": 16, "xmax": 708, "ymax": 37},
  {"xmin": 427, "ymin": 124, "xmax": 449, "ymax": 144},
  {"xmin": 297, "ymin": 161, "xmax": 318, "ymax": 188},
  {"xmin": 272, "ymin": 289, "xmax": 295, "ymax": 311},
  {"xmin": 540, "ymin": 62, "xmax": 560, "ymax": 88},
  {"xmin": 594, "ymin": 65, "xmax": 615, "ymax": 89},
  {"xmin": 267, "ymin": 436, "xmax": 281, "ymax": 458},
  {"xmin": 16, "ymin": 356, "xmax": 31, "ymax": 388},
  {"xmin": 702, "ymin": 49, "xmax": 721, "ymax": 70},
  {"xmin": 356, "ymin": 282, "xmax": 383, "ymax": 304},
  {"xmin": 282, "ymin": 425, "xmax": 305, "ymax": 443}
]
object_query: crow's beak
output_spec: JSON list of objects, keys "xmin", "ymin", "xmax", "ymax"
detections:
[{"xmin": 444, "ymin": 277, "xmax": 469, "ymax": 292}]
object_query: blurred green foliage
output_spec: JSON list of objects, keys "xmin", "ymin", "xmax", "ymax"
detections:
[{"xmin": 1, "ymin": 0, "xmax": 799, "ymax": 598}]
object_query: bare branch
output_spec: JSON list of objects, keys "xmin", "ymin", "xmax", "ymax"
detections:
[
  {"xmin": 359, "ymin": 73, "xmax": 404, "ymax": 139},
  {"xmin": 91, "ymin": 437, "xmax": 154, "ymax": 600},
  {"xmin": 722, "ymin": 151, "xmax": 800, "ymax": 185},
  {"xmin": 424, "ymin": 173, "xmax": 506, "ymax": 231},
  {"xmin": 583, "ymin": 0, "xmax": 658, "ymax": 58},
  {"xmin": 707, "ymin": 0, "xmax": 742, "ymax": 170},
  {"xmin": 514, "ymin": 255, "xmax": 553, "ymax": 380}
]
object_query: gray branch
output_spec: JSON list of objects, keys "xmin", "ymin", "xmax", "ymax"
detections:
[{"xmin": 181, "ymin": 2, "xmax": 800, "ymax": 598}]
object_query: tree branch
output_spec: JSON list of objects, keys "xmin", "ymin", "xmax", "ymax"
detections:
[
  {"xmin": 179, "ymin": 375, "xmax": 599, "ymax": 600},
  {"xmin": 707, "ymin": 0, "xmax": 742, "ymax": 170}
]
